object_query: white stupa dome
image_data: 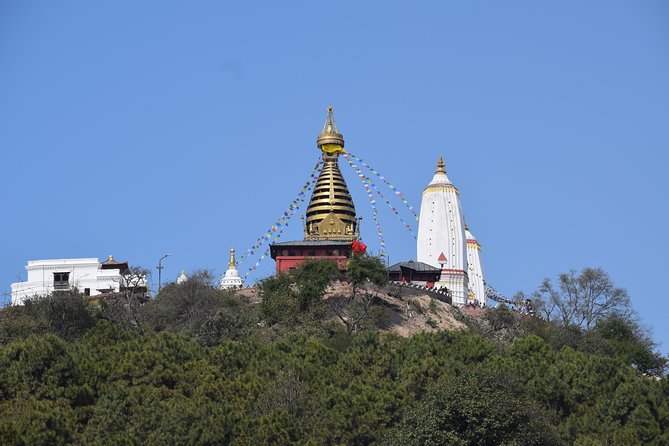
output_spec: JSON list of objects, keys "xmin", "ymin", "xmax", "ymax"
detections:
[
  {"xmin": 220, "ymin": 248, "xmax": 244, "ymax": 289},
  {"xmin": 177, "ymin": 269, "xmax": 188, "ymax": 285}
]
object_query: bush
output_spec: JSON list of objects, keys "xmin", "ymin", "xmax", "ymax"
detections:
[{"xmin": 0, "ymin": 291, "xmax": 96, "ymax": 342}]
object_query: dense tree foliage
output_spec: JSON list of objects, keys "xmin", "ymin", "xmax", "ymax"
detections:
[{"xmin": 0, "ymin": 261, "xmax": 667, "ymax": 445}]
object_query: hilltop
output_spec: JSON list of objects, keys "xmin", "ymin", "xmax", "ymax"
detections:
[{"xmin": 0, "ymin": 257, "xmax": 667, "ymax": 445}]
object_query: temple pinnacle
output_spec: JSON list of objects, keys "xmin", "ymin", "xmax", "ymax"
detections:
[
  {"xmin": 304, "ymin": 106, "xmax": 357, "ymax": 241},
  {"xmin": 317, "ymin": 105, "xmax": 345, "ymax": 152},
  {"xmin": 435, "ymin": 156, "xmax": 446, "ymax": 174}
]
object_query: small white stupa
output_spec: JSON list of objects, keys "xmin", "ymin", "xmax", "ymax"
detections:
[
  {"xmin": 177, "ymin": 269, "xmax": 188, "ymax": 285},
  {"xmin": 220, "ymin": 248, "xmax": 244, "ymax": 289},
  {"xmin": 465, "ymin": 226, "xmax": 486, "ymax": 306},
  {"xmin": 418, "ymin": 156, "xmax": 469, "ymax": 306}
]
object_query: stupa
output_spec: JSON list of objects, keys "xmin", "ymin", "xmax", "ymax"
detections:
[
  {"xmin": 220, "ymin": 248, "xmax": 244, "ymax": 289},
  {"xmin": 270, "ymin": 106, "xmax": 359, "ymax": 273},
  {"xmin": 177, "ymin": 269, "xmax": 188, "ymax": 285}
]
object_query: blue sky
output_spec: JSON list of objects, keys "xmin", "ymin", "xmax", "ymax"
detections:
[{"xmin": 1, "ymin": 1, "xmax": 668, "ymax": 353}]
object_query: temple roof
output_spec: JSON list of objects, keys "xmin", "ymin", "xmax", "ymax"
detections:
[
  {"xmin": 272, "ymin": 240, "xmax": 354, "ymax": 247},
  {"xmin": 100, "ymin": 254, "xmax": 129, "ymax": 272},
  {"xmin": 427, "ymin": 156, "xmax": 454, "ymax": 187},
  {"xmin": 387, "ymin": 261, "xmax": 441, "ymax": 273}
]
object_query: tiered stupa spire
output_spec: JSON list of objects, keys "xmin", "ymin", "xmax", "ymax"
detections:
[{"xmin": 304, "ymin": 106, "xmax": 358, "ymax": 241}]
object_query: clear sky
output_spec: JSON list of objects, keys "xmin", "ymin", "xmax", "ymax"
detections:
[{"xmin": 1, "ymin": 1, "xmax": 668, "ymax": 353}]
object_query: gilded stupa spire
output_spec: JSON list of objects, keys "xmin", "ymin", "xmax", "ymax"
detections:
[
  {"xmin": 228, "ymin": 248, "xmax": 236, "ymax": 269},
  {"xmin": 317, "ymin": 105, "xmax": 346, "ymax": 154},
  {"xmin": 435, "ymin": 155, "xmax": 446, "ymax": 174},
  {"xmin": 304, "ymin": 106, "xmax": 357, "ymax": 241}
]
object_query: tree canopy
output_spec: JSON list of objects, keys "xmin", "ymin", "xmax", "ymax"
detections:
[{"xmin": 0, "ymin": 262, "xmax": 667, "ymax": 445}]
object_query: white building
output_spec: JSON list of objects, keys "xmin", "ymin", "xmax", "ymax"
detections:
[
  {"xmin": 220, "ymin": 248, "xmax": 244, "ymax": 289},
  {"xmin": 417, "ymin": 157, "xmax": 470, "ymax": 306},
  {"xmin": 177, "ymin": 269, "xmax": 188, "ymax": 285},
  {"xmin": 10, "ymin": 255, "xmax": 141, "ymax": 305},
  {"xmin": 466, "ymin": 226, "xmax": 486, "ymax": 306}
]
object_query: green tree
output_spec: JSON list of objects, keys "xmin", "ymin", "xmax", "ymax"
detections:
[
  {"xmin": 0, "ymin": 291, "xmax": 96, "ymax": 343},
  {"xmin": 594, "ymin": 315, "xmax": 667, "ymax": 376},
  {"xmin": 291, "ymin": 259, "xmax": 342, "ymax": 311},
  {"xmin": 144, "ymin": 269, "xmax": 222, "ymax": 335},
  {"xmin": 197, "ymin": 292, "xmax": 256, "ymax": 346},
  {"xmin": 388, "ymin": 363, "xmax": 560, "ymax": 446},
  {"xmin": 259, "ymin": 273, "xmax": 299, "ymax": 326},
  {"xmin": 345, "ymin": 254, "xmax": 388, "ymax": 299},
  {"xmin": 327, "ymin": 255, "xmax": 389, "ymax": 335}
]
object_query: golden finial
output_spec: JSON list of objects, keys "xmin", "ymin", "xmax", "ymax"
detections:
[
  {"xmin": 228, "ymin": 248, "xmax": 236, "ymax": 268},
  {"xmin": 108, "ymin": 254, "xmax": 114, "ymax": 261},
  {"xmin": 317, "ymin": 105, "xmax": 345, "ymax": 152},
  {"xmin": 435, "ymin": 156, "xmax": 446, "ymax": 174}
]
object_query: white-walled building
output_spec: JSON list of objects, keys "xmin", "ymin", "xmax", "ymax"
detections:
[
  {"xmin": 10, "ymin": 255, "xmax": 141, "ymax": 305},
  {"xmin": 466, "ymin": 226, "xmax": 486, "ymax": 306},
  {"xmin": 417, "ymin": 157, "xmax": 469, "ymax": 306}
]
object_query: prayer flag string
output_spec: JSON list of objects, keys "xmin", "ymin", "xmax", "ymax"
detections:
[
  {"xmin": 237, "ymin": 158, "xmax": 323, "ymax": 267},
  {"xmin": 241, "ymin": 160, "xmax": 322, "ymax": 279},
  {"xmin": 346, "ymin": 151, "xmax": 420, "ymax": 222},
  {"xmin": 342, "ymin": 155, "xmax": 387, "ymax": 255},
  {"xmin": 343, "ymin": 154, "xmax": 417, "ymax": 241}
]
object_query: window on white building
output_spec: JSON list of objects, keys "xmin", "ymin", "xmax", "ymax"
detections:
[{"xmin": 53, "ymin": 272, "xmax": 70, "ymax": 290}]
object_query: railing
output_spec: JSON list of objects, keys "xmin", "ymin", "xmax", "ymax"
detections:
[{"xmin": 390, "ymin": 281, "xmax": 452, "ymax": 303}]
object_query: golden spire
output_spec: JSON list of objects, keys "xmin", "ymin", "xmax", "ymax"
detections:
[
  {"xmin": 228, "ymin": 248, "xmax": 236, "ymax": 268},
  {"xmin": 435, "ymin": 156, "xmax": 446, "ymax": 174},
  {"xmin": 305, "ymin": 106, "xmax": 357, "ymax": 241},
  {"xmin": 317, "ymin": 105, "xmax": 346, "ymax": 153}
]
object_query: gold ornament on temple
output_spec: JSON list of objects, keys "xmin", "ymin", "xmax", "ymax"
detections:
[
  {"xmin": 435, "ymin": 155, "xmax": 446, "ymax": 174},
  {"xmin": 304, "ymin": 105, "xmax": 358, "ymax": 241}
]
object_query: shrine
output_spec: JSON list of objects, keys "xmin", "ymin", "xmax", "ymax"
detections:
[{"xmin": 269, "ymin": 106, "xmax": 360, "ymax": 274}]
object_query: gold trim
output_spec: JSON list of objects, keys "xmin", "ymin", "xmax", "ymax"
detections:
[
  {"xmin": 228, "ymin": 248, "xmax": 236, "ymax": 268},
  {"xmin": 422, "ymin": 184, "xmax": 459, "ymax": 195}
]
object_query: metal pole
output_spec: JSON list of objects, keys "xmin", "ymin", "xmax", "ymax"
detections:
[{"xmin": 157, "ymin": 253, "xmax": 171, "ymax": 293}]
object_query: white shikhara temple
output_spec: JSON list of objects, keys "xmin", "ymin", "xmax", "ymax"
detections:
[
  {"xmin": 417, "ymin": 157, "xmax": 486, "ymax": 306},
  {"xmin": 466, "ymin": 226, "xmax": 485, "ymax": 306}
]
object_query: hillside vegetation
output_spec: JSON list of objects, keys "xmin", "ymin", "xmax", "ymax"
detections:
[{"xmin": 0, "ymin": 256, "xmax": 667, "ymax": 445}]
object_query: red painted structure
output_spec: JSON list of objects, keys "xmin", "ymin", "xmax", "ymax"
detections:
[{"xmin": 270, "ymin": 240, "xmax": 353, "ymax": 274}]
